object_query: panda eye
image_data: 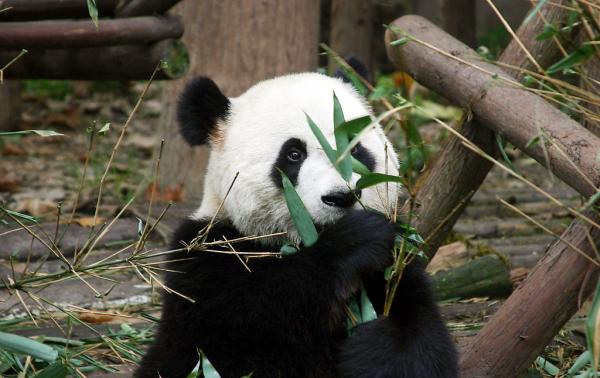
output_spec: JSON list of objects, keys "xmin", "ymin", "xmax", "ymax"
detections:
[
  {"xmin": 286, "ymin": 148, "xmax": 304, "ymax": 162},
  {"xmin": 351, "ymin": 145, "xmax": 359, "ymax": 155}
]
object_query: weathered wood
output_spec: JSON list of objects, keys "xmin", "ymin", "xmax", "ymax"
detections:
[
  {"xmin": 157, "ymin": 0, "xmax": 320, "ymax": 201},
  {"xmin": 396, "ymin": 2, "xmax": 572, "ymax": 258},
  {"xmin": 0, "ymin": 16, "xmax": 183, "ymax": 50},
  {"xmin": 117, "ymin": 0, "xmax": 182, "ymax": 17},
  {"xmin": 386, "ymin": 15, "xmax": 600, "ymax": 199},
  {"xmin": 460, "ymin": 212, "xmax": 600, "ymax": 377},
  {"xmin": 328, "ymin": 0, "xmax": 374, "ymax": 77},
  {"xmin": 432, "ymin": 255, "xmax": 512, "ymax": 300},
  {"xmin": 0, "ymin": 81, "xmax": 20, "ymax": 131},
  {"xmin": 0, "ymin": 39, "xmax": 188, "ymax": 80},
  {"xmin": 441, "ymin": 0, "xmax": 476, "ymax": 46},
  {"xmin": 0, "ymin": 0, "xmax": 118, "ymax": 21}
]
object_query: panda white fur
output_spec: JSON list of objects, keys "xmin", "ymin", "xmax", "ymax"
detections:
[{"xmin": 135, "ymin": 73, "xmax": 459, "ymax": 378}]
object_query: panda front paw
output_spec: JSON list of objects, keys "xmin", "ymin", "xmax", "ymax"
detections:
[{"xmin": 317, "ymin": 210, "xmax": 396, "ymax": 277}]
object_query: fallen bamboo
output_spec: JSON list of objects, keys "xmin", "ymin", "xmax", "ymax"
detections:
[
  {"xmin": 116, "ymin": 0, "xmax": 182, "ymax": 18},
  {"xmin": 386, "ymin": 15, "xmax": 600, "ymax": 200},
  {"xmin": 0, "ymin": 16, "xmax": 183, "ymax": 50},
  {"xmin": 0, "ymin": 0, "xmax": 118, "ymax": 21},
  {"xmin": 0, "ymin": 39, "xmax": 189, "ymax": 80}
]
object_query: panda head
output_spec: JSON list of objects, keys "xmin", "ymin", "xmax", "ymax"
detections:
[{"xmin": 179, "ymin": 73, "xmax": 400, "ymax": 246}]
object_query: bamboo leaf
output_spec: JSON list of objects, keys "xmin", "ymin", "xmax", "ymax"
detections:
[
  {"xmin": 0, "ymin": 332, "xmax": 58, "ymax": 363},
  {"xmin": 586, "ymin": 278, "xmax": 600, "ymax": 371},
  {"xmin": 356, "ymin": 173, "xmax": 403, "ymax": 190},
  {"xmin": 0, "ymin": 130, "xmax": 64, "ymax": 137},
  {"xmin": 547, "ymin": 42, "xmax": 595, "ymax": 75},
  {"xmin": 524, "ymin": 0, "xmax": 548, "ymax": 24},
  {"xmin": 33, "ymin": 362, "xmax": 69, "ymax": 378},
  {"xmin": 535, "ymin": 356, "xmax": 559, "ymax": 376},
  {"xmin": 1, "ymin": 207, "xmax": 38, "ymax": 223},
  {"xmin": 278, "ymin": 169, "xmax": 318, "ymax": 247},
  {"xmin": 567, "ymin": 351, "xmax": 591, "ymax": 376},
  {"xmin": 360, "ymin": 286, "xmax": 377, "ymax": 322},
  {"xmin": 305, "ymin": 113, "xmax": 337, "ymax": 167},
  {"xmin": 86, "ymin": 0, "xmax": 99, "ymax": 28},
  {"xmin": 333, "ymin": 93, "xmax": 352, "ymax": 181},
  {"xmin": 336, "ymin": 115, "xmax": 372, "ymax": 136},
  {"xmin": 201, "ymin": 351, "xmax": 221, "ymax": 378},
  {"xmin": 351, "ymin": 157, "xmax": 371, "ymax": 176}
]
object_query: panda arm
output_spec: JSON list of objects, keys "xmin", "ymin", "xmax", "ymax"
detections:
[{"xmin": 339, "ymin": 260, "xmax": 459, "ymax": 378}]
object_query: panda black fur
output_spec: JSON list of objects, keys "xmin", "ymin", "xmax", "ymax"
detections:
[{"xmin": 135, "ymin": 73, "xmax": 459, "ymax": 378}]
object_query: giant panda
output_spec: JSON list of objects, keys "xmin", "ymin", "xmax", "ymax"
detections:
[{"xmin": 135, "ymin": 73, "xmax": 459, "ymax": 378}]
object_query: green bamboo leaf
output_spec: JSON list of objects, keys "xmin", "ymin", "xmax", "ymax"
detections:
[
  {"xmin": 360, "ymin": 286, "xmax": 377, "ymax": 322},
  {"xmin": 547, "ymin": 43, "xmax": 595, "ymax": 75},
  {"xmin": 567, "ymin": 351, "xmax": 590, "ymax": 376},
  {"xmin": 535, "ymin": 356, "xmax": 559, "ymax": 376},
  {"xmin": 524, "ymin": 0, "xmax": 548, "ymax": 24},
  {"xmin": 336, "ymin": 116, "xmax": 372, "ymax": 136},
  {"xmin": 98, "ymin": 123, "xmax": 111, "ymax": 135},
  {"xmin": 201, "ymin": 351, "xmax": 221, "ymax": 378},
  {"xmin": 86, "ymin": 0, "xmax": 98, "ymax": 28},
  {"xmin": 0, "ymin": 130, "xmax": 64, "ymax": 137},
  {"xmin": 351, "ymin": 157, "xmax": 371, "ymax": 176},
  {"xmin": 1, "ymin": 207, "xmax": 38, "ymax": 223},
  {"xmin": 496, "ymin": 134, "xmax": 520, "ymax": 175},
  {"xmin": 390, "ymin": 37, "xmax": 409, "ymax": 46},
  {"xmin": 586, "ymin": 278, "xmax": 600, "ymax": 371},
  {"xmin": 320, "ymin": 44, "xmax": 368, "ymax": 96},
  {"xmin": 33, "ymin": 362, "xmax": 69, "ymax": 378},
  {"xmin": 278, "ymin": 169, "xmax": 318, "ymax": 247},
  {"xmin": 0, "ymin": 332, "xmax": 58, "ymax": 362},
  {"xmin": 535, "ymin": 23, "xmax": 558, "ymax": 41},
  {"xmin": 305, "ymin": 113, "xmax": 337, "ymax": 167},
  {"xmin": 333, "ymin": 93, "xmax": 352, "ymax": 181},
  {"xmin": 356, "ymin": 173, "xmax": 403, "ymax": 190}
]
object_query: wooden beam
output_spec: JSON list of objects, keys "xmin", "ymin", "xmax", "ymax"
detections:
[
  {"xmin": 116, "ymin": 0, "xmax": 182, "ymax": 18},
  {"xmin": 0, "ymin": 40, "xmax": 189, "ymax": 80},
  {"xmin": 0, "ymin": 0, "xmax": 118, "ymax": 21},
  {"xmin": 0, "ymin": 16, "xmax": 183, "ymax": 50},
  {"xmin": 386, "ymin": 15, "xmax": 600, "ymax": 200}
]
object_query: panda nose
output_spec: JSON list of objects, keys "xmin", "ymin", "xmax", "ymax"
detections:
[{"xmin": 321, "ymin": 190, "xmax": 361, "ymax": 208}]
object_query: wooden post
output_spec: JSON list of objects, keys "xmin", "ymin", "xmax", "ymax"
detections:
[
  {"xmin": 328, "ymin": 0, "xmax": 374, "ymax": 76},
  {"xmin": 460, "ymin": 213, "xmax": 600, "ymax": 377},
  {"xmin": 157, "ymin": 0, "xmax": 320, "ymax": 201}
]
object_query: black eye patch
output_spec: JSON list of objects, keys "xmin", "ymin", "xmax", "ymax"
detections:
[
  {"xmin": 351, "ymin": 143, "xmax": 376, "ymax": 172},
  {"xmin": 271, "ymin": 138, "xmax": 307, "ymax": 188}
]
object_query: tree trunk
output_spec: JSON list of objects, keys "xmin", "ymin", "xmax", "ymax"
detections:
[
  {"xmin": 388, "ymin": 1, "xmax": 575, "ymax": 256},
  {"xmin": 441, "ymin": 0, "xmax": 476, "ymax": 47},
  {"xmin": 328, "ymin": 0, "xmax": 374, "ymax": 77},
  {"xmin": 157, "ymin": 0, "xmax": 320, "ymax": 202},
  {"xmin": 582, "ymin": 53, "xmax": 600, "ymax": 137},
  {"xmin": 0, "ymin": 81, "xmax": 20, "ymax": 131}
]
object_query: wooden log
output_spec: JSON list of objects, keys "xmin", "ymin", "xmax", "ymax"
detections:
[
  {"xmin": 460, "ymin": 212, "xmax": 600, "ymax": 377},
  {"xmin": 432, "ymin": 255, "xmax": 512, "ymax": 301},
  {"xmin": 386, "ymin": 16, "xmax": 600, "ymax": 199},
  {"xmin": 116, "ymin": 0, "xmax": 182, "ymax": 18},
  {"xmin": 0, "ymin": 81, "xmax": 20, "ymax": 131},
  {"xmin": 0, "ymin": 16, "xmax": 183, "ymax": 50},
  {"xmin": 0, "ymin": 0, "xmax": 118, "ymax": 21},
  {"xmin": 0, "ymin": 39, "xmax": 189, "ymax": 80},
  {"xmin": 399, "ymin": 1, "xmax": 571, "ymax": 257}
]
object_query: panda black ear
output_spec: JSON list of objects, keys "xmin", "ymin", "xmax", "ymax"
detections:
[{"xmin": 177, "ymin": 77, "xmax": 230, "ymax": 146}]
